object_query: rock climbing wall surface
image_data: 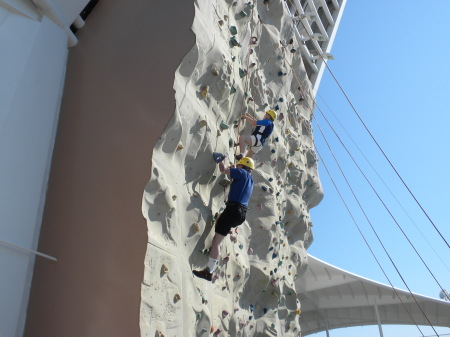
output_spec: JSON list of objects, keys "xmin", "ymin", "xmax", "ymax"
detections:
[{"xmin": 141, "ymin": 0, "xmax": 324, "ymax": 336}]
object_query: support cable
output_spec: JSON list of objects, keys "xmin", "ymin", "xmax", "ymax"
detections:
[
  {"xmin": 314, "ymin": 115, "xmax": 438, "ymax": 336},
  {"xmin": 295, "ymin": 9, "xmax": 449, "ymax": 249},
  {"xmin": 314, "ymin": 146, "xmax": 425, "ymax": 336},
  {"xmin": 317, "ymin": 93, "xmax": 450, "ymax": 273},
  {"xmin": 314, "ymin": 108, "xmax": 447, "ymax": 297}
]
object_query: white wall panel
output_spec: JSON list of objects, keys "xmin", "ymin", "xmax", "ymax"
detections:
[{"xmin": 0, "ymin": 5, "xmax": 68, "ymax": 336}]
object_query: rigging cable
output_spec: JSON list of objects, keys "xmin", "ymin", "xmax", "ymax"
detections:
[
  {"xmin": 314, "ymin": 146, "xmax": 426, "ymax": 336},
  {"xmin": 295, "ymin": 8, "xmax": 449, "ymax": 249},
  {"xmin": 314, "ymin": 114, "xmax": 439, "ymax": 336},
  {"xmin": 317, "ymin": 93, "xmax": 450, "ymax": 273}
]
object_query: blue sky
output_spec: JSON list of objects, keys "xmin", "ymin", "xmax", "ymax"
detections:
[{"xmin": 307, "ymin": 1, "xmax": 450, "ymax": 336}]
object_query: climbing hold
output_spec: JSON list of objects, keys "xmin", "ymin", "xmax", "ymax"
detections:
[
  {"xmin": 220, "ymin": 121, "xmax": 230, "ymax": 130},
  {"xmin": 161, "ymin": 264, "xmax": 169, "ymax": 274},
  {"xmin": 290, "ymin": 48, "xmax": 297, "ymax": 53},
  {"xmin": 213, "ymin": 152, "xmax": 226, "ymax": 163},
  {"xmin": 229, "ymin": 26, "xmax": 238, "ymax": 35},
  {"xmin": 176, "ymin": 144, "xmax": 184, "ymax": 151},
  {"xmin": 268, "ymin": 177, "xmax": 273, "ymax": 182},
  {"xmin": 249, "ymin": 304, "xmax": 254, "ymax": 312},
  {"xmin": 247, "ymin": 2, "xmax": 254, "ymax": 9},
  {"xmin": 230, "ymin": 36, "xmax": 240, "ymax": 47},
  {"xmin": 230, "ymin": 85, "xmax": 237, "ymax": 94},
  {"xmin": 263, "ymin": 308, "xmax": 268, "ymax": 314},
  {"xmin": 250, "ymin": 62, "xmax": 256, "ymax": 68},
  {"xmin": 239, "ymin": 68, "xmax": 247, "ymax": 78},
  {"xmin": 278, "ymin": 261, "xmax": 283, "ymax": 266},
  {"xmin": 192, "ymin": 223, "xmax": 200, "ymax": 233},
  {"xmin": 271, "ymin": 149, "xmax": 275, "ymax": 153},
  {"xmin": 196, "ymin": 313, "xmax": 202, "ymax": 320},
  {"xmin": 230, "ymin": 235, "xmax": 237, "ymax": 242},
  {"xmin": 234, "ymin": 308, "xmax": 240, "ymax": 312},
  {"xmin": 274, "ymin": 105, "xmax": 279, "ymax": 111},
  {"xmin": 271, "ymin": 323, "xmax": 275, "ymax": 329},
  {"xmin": 211, "ymin": 68, "xmax": 219, "ymax": 76},
  {"xmin": 272, "ymin": 253, "xmax": 278, "ymax": 259},
  {"xmin": 200, "ymin": 85, "xmax": 208, "ymax": 98},
  {"xmin": 155, "ymin": 331, "xmax": 165, "ymax": 337},
  {"xmin": 277, "ymin": 71, "xmax": 283, "ymax": 76},
  {"xmin": 222, "ymin": 310, "xmax": 229, "ymax": 318},
  {"xmin": 251, "ymin": 36, "xmax": 258, "ymax": 44},
  {"xmin": 240, "ymin": 10, "xmax": 247, "ymax": 17},
  {"xmin": 239, "ymin": 244, "xmax": 243, "ymax": 249},
  {"xmin": 210, "ymin": 175, "xmax": 217, "ymax": 183},
  {"xmin": 269, "ymin": 247, "xmax": 274, "ymax": 251},
  {"xmin": 279, "ymin": 97, "xmax": 284, "ymax": 102},
  {"xmin": 223, "ymin": 256, "xmax": 230, "ymax": 263},
  {"xmin": 247, "ymin": 247, "xmax": 253, "ymax": 254},
  {"xmin": 218, "ymin": 20, "xmax": 224, "ymax": 26},
  {"xmin": 239, "ymin": 321, "xmax": 245, "ymax": 329},
  {"xmin": 172, "ymin": 195, "xmax": 177, "ymax": 201},
  {"xmin": 173, "ymin": 294, "xmax": 181, "ymax": 303},
  {"xmin": 219, "ymin": 178, "xmax": 231, "ymax": 187},
  {"xmin": 210, "ymin": 326, "xmax": 215, "ymax": 333},
  {"xmin": 235, "ymin": 274, "xmax": 241, "ymax": 280},
  {"xmin": 262, "ymin": 185, "xmax": 268, "ymax": 192},
  {"xmin": 199, "ymin": 119, "xmax": 207, "ymax": 127},
  {"xmin": 296, "ymin": 309, "xmax": 301, "ymax": 315}
]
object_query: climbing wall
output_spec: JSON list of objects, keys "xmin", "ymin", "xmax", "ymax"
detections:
[{"xmin": 141, "ymin": 0, "xmax": 324, "ymax": 336}]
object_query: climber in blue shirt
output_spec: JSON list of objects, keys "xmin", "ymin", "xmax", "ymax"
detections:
[
  {"xmin": 193, "ymin": 156, "xmax": 254, "ymax": 281},
  {"xmin": 236, "ymin": 109, "xmax": 277, "ymax": 159}
]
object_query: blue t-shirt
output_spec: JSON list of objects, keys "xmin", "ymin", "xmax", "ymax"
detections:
[
  {"xmin": 227, "ymin": 168, "xmax": 254, "ymax": 206},
  {"xmin": 252, "ymin": 119, "xmax": 274, "ymax": 145}
]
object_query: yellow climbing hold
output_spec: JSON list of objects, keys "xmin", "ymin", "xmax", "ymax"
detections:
[
  {"xmin": 199, "ymin": 120, "xmax": 207, "ymax": 128},
  {"xmin": 174, "ymin": 294, "xmax": 181, "ymax": 303},
  {"xmin": 161, "ymin": 264, "xmax": 169, "ymax": 274},
  {"xmin": 192, "ymin": 223, "xmax": 200, "ymax": 233},
  {"xmin": 200, "ymin": 85, "xmax": 208, "ymax": 98},
  {"xmin": 177, "ymin": 144, "xmax": 184, "ymax": 151},
  {"xmin": 296, "ymin": 309, "xmax": 301, "ymax": 315},
  {"xmin": 172, "ymin": 195, "xmax": 177, "ymax": 201}
]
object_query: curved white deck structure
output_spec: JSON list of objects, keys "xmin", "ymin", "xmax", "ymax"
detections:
[{"xmin": 297, "ymin": 255, "xmax": 450, "ymax": 335}]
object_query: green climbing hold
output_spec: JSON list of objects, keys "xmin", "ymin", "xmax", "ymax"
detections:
[
  {"xmin": 240, "ymin": 10, "xmax": 248, "ymax": 17},
  {"xmin": 229, "ymin": 137, "xmax": 234, "ymax": 147},
  {"xmin": 229, "ymin": 26, "xmax": 237, "ymax": 35},
  {"xmin": 230, "ymin": 86, "xmax": 237, "ymax": 94},
  {"xmin": 230, "ymin": 36, "xmax": 239, "ymax": 47},
  {"xmin": 239, "ymin": 68, "xmax": 246, "ymax": 78},
  {"xmin": 210, "ymin": 175, "xmax": 217, "ymax": 183},
  {"xmin": 220, "ymin": 120, "xmax": 230, "ymax": 130}
]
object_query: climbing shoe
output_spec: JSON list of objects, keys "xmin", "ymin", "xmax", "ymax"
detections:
[
  {"xmin": 235, "ymin": 154, "xmax": 243, "ymax": 161},
  {"xmin": 193, "ymin": 267, "xmax": 212, "ymax": 281}
]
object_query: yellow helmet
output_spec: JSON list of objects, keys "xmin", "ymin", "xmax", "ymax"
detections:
[
  {"xmin": 237, "ymin": 157, "xmax": 255, "ymax": 170},
  {"xmin": 266, "ymin": 110, "xmax": 277, "ymax": 121}
]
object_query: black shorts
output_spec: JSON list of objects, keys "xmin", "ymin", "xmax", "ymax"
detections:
[{"xmin": 215, "ymin": 202, "xmax": 248, "ymax": 236}]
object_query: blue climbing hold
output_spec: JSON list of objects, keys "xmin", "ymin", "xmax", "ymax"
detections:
[
  {"xmin": 271, "ymin": 149, "xmax": 275, "ymax": 153},
  {"xmin": 262, "ymin": 186, "xmax": 268, "ymax": 192},
  {"xmin": 250, "ymin": 304, "xmax": 254, "ymax": 312},
  {"xmin": 264, "ymin": 308, "xmax": 268, "ymax": 314},
  {"xmin": 213, "ymin": 152, "xmax": 226, "ymax": 163},
  {"xmin": 274, "ymin": 105, "xmax": 279, "ymax": 111},
  {"xmin": 279, "ymin": 97, "xmax": 284, "ymax": 102},
  {"xmin": 278, "ymin": 71, "xmax": 283, "ymax": 76},
  {"xmin": 275, "ymin": 137, "xmax": 279, "ymax": 142}
]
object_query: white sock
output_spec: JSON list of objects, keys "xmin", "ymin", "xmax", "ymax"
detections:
[{"xmin": 207, "ymin": 258, "xmax": 217, "ymax": 273}]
